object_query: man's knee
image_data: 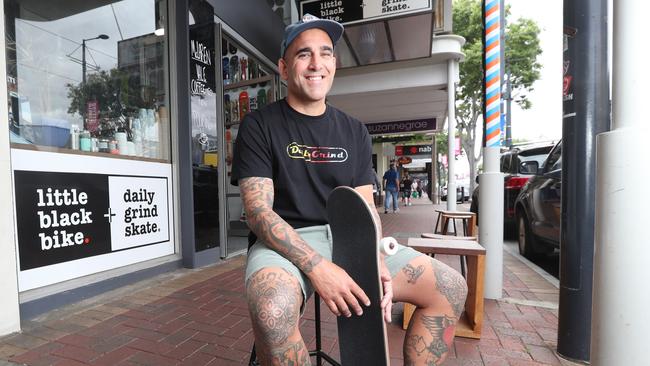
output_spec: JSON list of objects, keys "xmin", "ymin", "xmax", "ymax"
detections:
[
  {"xmin": 246, "ymin": 268, "xmax": 303, "ymax": 346},
  {"xmin": 431, "ymin": 259, "xmax": 468, "ymax": 318}
]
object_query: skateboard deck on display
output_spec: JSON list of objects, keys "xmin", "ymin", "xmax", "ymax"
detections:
[
  {"xmin": 327, "ymin": 186, "xmax": 396, "ymax": 366},
  {"xmin": 239, "ymin": 91, "xmax": 250, "ymax": 120}
]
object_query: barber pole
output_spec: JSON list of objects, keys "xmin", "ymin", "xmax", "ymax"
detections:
[
  {"xmin": 484, "ymin": 0, "xmax": 501, "ymax": 147},
  {"xmin": 479, "ymin": 0, "xmax": 504, "ymax": 300}
]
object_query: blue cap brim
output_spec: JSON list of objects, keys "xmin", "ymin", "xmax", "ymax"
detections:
[{"xmin": 281, "ymin": 19, "xmax": 344, "ymax": 57}]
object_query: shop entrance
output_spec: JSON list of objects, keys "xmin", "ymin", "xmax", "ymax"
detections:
[{"xmin": 218, "ymin": 32, "xmax": 279, "ymax": 257}]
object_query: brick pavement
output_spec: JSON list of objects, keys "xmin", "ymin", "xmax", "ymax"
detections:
[{"xmin": 0, "ymin": 196, "xmax": 579, "ymax": 365}]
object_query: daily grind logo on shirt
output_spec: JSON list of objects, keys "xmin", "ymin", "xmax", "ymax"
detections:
[{"xmin": 286, "ymin": 142, "xmax": 348, "ymax": 163}]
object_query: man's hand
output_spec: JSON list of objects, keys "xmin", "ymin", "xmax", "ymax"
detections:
[
  {"xmin": 308, "ymin": 260, "xmax": 370, "ymax": 318},
  {"xmin": 379, "ymin": 259, "xmax": 393, "ymax": 323}
]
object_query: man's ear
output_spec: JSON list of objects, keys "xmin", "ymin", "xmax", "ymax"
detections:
[{"xmin": 278, "ymin": 58, "xmax": 288, "ymax": 81}]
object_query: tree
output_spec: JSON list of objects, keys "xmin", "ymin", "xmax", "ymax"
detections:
[
  {"xmin": 66, "ymin": 68, "xmax": 154, "ymax": 137},
  {"xmin": 453, "ymin": 0, "xmax": 542, "ymax": 192}
]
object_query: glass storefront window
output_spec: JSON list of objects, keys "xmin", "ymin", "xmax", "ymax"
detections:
[{"xmin": 5, "ymin": 0, "xmax": 170, "ymax": 161}]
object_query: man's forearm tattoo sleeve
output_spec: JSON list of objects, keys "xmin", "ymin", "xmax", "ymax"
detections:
[{"xmin": 240, "ymin": 177, "xmax": 323, "ymax": 273}]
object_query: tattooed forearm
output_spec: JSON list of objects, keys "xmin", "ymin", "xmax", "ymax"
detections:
[
  {"xmin": 402, "ymin": 264, "xmax": 425, "ymax": 284},
  {"xmin": 240, "ymin": 177, "xmax": 323, "ymax": 273},
  {"xmin": 404, "ymin": 315, "xmax": 455, "ymax": 365},
  {"xmin": 431, "ymin": 259, "xmax": 468, "ymax": 318}
]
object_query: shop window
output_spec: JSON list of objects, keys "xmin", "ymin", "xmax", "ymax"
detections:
[{"xmin": 5, "ymin": 0, "xmax": 170, "ymax": 161}]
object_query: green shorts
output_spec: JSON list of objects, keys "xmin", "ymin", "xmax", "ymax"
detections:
[{"xmin": 245, "ymin": 225, "xmax": 421, "ymax": 311}]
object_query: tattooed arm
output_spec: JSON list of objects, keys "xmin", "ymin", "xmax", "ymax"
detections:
[{"xmin": 240, "ymin": 177, "xmax": 370, "ymax": 317}]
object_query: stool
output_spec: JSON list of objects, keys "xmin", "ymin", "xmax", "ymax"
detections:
[
  {"xmin": 433, "ymin": 210, "xmax": 478, "ymax": 277},
  {"xmin": 402, "ymin": 238, "xmax": 486, "ymax": 339},
  {"xmin": 434, "ymin": 210, "xmax": 477, "ymax": 237},
  {"xmin": 249, "ymin": 293, "xmax": 340, "ymax": 366}
]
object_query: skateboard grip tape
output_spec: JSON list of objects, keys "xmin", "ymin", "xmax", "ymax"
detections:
[{"xmin": 380, "ymin": 237, "xmax": 398, "ymax": 256}]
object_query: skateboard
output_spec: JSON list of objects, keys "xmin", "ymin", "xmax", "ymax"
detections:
[
  {"xmin": 239, "ymin": 91, "xmax": 250, "ymax": 120},
  {"xmin": 327, "ymin": 186, "xmax": 398, "ymax": 366}
]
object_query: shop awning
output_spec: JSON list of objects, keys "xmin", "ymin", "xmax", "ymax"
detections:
[{"xmin": 328, "ymin": 35, "xmax": 464, "ymax": 125}]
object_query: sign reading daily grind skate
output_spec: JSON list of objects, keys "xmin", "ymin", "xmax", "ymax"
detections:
[
  {"xmin": 13, "ymin": 171, "xmax": 170, "ymax": 271},
  {"xmin": 298, "ymin": 0, "xmax": 432, "ymax": 25}
]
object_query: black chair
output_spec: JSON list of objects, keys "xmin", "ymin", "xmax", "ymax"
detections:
[{"xmin": 249, "ymin": 293, "xmax": 340, "ymax": 366}]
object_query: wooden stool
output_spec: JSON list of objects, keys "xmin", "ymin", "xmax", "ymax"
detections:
[
  {"xmin": 433, "ymin": 210, "xmax": 478, "ymax": 276},
  {"xmin": 402, "ymin": 238, "xmax": 486, "ymax": 339},
  {"xmin": 434, "ymin": 210, "xmax": 477, "ymax": 237}
]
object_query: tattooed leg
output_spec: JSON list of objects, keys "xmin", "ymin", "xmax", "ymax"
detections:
[
  {"xmin": 392, "ymin": 255, "xmax": 468, "ymax": 365},
  {"xmin": 247, "ymin": 267, "xmax": 311, "ymax": 366}
]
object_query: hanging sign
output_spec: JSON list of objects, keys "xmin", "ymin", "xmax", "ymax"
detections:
[
  {"xmin": 397, "ymin": 156, "xmax": 413, "ymax": 165},
  {"xmin": 298, "ymin": 0, "xmax": 432, "ymax": 25},
  {"xmin": 395, "ymin": 144, "xmax": 432, "ymax": 156},
  {"xmin": 366, "ymin": 118, "xmax": 437, "ymax": 135}
]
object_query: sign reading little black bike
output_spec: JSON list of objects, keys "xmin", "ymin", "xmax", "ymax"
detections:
[
  {"xmin": 298, "ymin": 0, "xmax": 433, "ymax": 25},
  {"xmin": 14, "ymin": 171, "xmax": 170, "ymax": 271}
]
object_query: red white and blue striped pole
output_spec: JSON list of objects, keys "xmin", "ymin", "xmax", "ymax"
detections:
[
  {"xmin": 479, "ymin": 0, "xmax": 504, "ymax": 300},
  {"xmin": 484, "ymin": 0, "xmax": 501, "ymax": 147}
]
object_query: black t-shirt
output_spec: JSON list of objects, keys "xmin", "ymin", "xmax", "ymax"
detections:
[
  {"xmin": 403, "ymin": 178, "xmax": 413, "ymax": 191},
  {"xmin": 231, "ymin": 99, "xmax": 374, "ymax": 229}
]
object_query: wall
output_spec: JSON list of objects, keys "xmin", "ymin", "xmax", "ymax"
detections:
[{"xmin": 0, "ymin": 0, "xmax": 21, "ymax": 336}]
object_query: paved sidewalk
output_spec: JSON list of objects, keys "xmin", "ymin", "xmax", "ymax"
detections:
[{"xmin": 0, "ymin": 197, "xmax": 578, "ymax": 365}]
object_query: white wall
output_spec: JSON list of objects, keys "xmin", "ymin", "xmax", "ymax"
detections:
[{"xmin": 0, "ymin": 0, "xmax": 22, "ymax": 336}]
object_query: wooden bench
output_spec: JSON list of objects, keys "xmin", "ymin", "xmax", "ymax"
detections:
[
  {"xmin": 421, "ymin": 232, "xmax": 477, "ymax": 241},
  {"xmin": 402, "ymin": 238, "xmax": 486, "ymax": 339}
]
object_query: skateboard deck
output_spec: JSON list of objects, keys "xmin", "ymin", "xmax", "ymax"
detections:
[{"xmin": 327, "ymin": 186, "xmax": 394, "ymax": 366}]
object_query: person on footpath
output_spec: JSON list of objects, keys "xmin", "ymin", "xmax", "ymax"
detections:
[
  {"xmin": 383, "ymin": 162, "xmax": 400, "ymax": 213},
  {"xmin": 232, "ymin": 14, "xmax": 467, "ymax": 366},
  {"xmin": 401, "ymin": 172, "xmax": 413, "ymax": 206}
]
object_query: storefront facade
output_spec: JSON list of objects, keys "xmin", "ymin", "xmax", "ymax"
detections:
[
  {"xmin": 0, "ymin": 0, "xmax": 458, "ymax": 336},
  {"xmin": 0, "ymin": 0, "xmax": 286, "ymax": 334}
]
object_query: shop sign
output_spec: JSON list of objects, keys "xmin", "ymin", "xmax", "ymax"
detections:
[
  {"xmin": 189, "ymin": 22, "xmax": 218, "ymax": 161},
  {"xmin": 366, "ymin": 118, "xmax": 436, "ymax": 135},
  {"xmin": 14, "ymin": 171, "xmax": 170, "ymax": 272},
  {"xmin": 298, "ymin": 0, "xmax": 432, "ymax": 25},
  {"xmin": 397, "ymin": 156, "xmax": 412, "ymax": 165},
  {"xmin": 395, "ymin": 144, "xmax": 432, "ymax": 156},
  {"xmin": 11, "ymin": 149, "xmax": 174, "ymax": 291}
]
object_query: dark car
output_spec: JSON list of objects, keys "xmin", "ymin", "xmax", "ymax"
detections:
[
  {"xmin": 514, "ymin": 140, "xmax": 562, "ymax": 259},
  {"xmin": 470, "ymin": 142, "xmax": 555, "ymax": 236}
]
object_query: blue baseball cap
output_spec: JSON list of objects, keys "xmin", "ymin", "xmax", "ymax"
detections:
[{"xmin": 280, "ymin": 14, "xmax": 344, "ymax": 57}]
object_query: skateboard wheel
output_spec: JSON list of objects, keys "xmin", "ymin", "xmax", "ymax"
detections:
[{"xmin": 380, "ymin": 237, "xmax": 398, "ymax": 256}]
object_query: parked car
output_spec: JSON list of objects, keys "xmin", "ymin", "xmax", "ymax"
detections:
[
  {"xmin": 514, "ymin": 140, "xmax": 562, "ymax": 259},
  {"xmin": 441, "ymin": 181, "xmax": 470, "ymax": 202},
  {"xmin": 470, "ymin": 141, "xmax": 555, "ymax": 236}
]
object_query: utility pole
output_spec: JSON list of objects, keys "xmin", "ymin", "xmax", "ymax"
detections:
[
  {"xmin": 591, "ymin": 0, "xmax": 649, "ymax": 364},
  {"xmin": 505, "ymin": 68, "xmax": 512, "ymax": 147},
  {"xmin": 559, "ymin": 0, "xmax": 609, "ymax": 362}
]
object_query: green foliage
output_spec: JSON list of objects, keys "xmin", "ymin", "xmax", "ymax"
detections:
[
  {"xmin": 66, "ymin": 68, "xmax": 155, "ymax": 135},
  {"xmin": 452, "ymin": 0, "xmax": 542, "ymax": 190}
]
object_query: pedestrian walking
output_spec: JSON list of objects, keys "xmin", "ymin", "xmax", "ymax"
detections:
[{"xmin": 383, "ymin": 162, "xmax": 399, "ymax": 213}]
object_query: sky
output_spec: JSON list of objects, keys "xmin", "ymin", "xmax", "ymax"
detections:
[{"xmin": 505, "ymin": 0, "xmax": 563, "ymax": 142}]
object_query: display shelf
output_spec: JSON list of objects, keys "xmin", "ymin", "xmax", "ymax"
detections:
[
  {"xmin": 223, "ymin": 74, "xmax": 273, "ymax": 91},
  {"xmin": 10, "ymin": 143, "xmax": 169, "ymax": 163}
]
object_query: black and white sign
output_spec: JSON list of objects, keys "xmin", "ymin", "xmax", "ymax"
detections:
[
  {"xmin": 299, "ymin": 0, "xmax": 432, "ymax": 25},
  {"xmin": 10, "ymin": 148, "xmax": 175, "ymax": 291},
  {"xmin": 189, "ymin": 22, "xmax": 218, "ymax": 160},
  {"xmin": 14, "ymin": 171, "xmax": 170, "ymax": 271},
  {"xmin": 365, "ymin": 118, "xmax": 437, "ymax": 135}
]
